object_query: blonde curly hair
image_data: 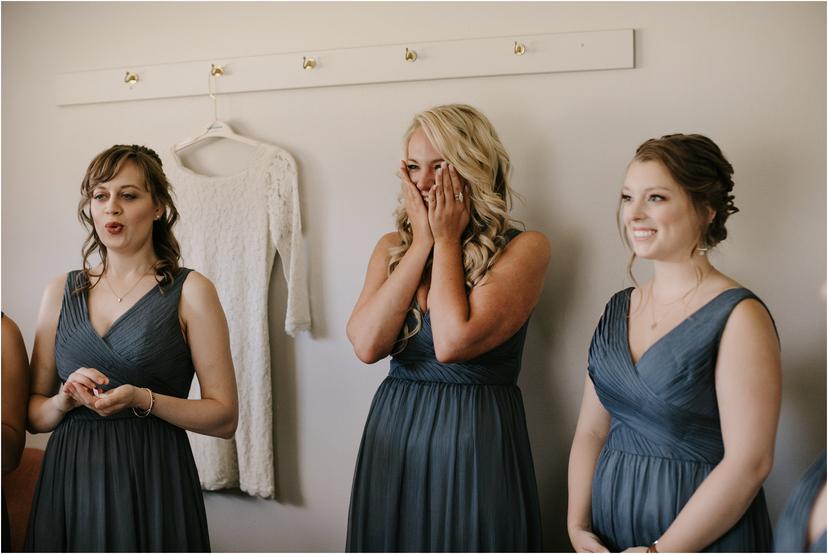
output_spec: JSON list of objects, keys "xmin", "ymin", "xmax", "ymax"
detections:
[{"xmin": 389, "ymin": 104, "xmax": 518, "ymax": 353}]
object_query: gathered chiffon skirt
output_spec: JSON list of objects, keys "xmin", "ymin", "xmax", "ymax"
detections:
[
  {"xmin": 25, "ymin": 408, "xmax": 210, "ymax": 552},
  {"xmin": 347, "ymin": 376, "xmax": 542, "ymax": 552},
  {"xmin": 592, "ymin": 444, "xmax": 772, "ymax": 552}
]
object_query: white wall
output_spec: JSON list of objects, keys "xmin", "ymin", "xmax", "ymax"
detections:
[{"xmin": 2, "ymin": 2, "xmax": 825, "ymax": 551}]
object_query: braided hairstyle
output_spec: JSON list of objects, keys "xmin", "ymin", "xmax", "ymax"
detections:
[{"xmin": 76, "ymin": 144, "xmax": 181, "ymax": 293}]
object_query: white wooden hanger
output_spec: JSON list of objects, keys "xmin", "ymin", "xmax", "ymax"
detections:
[{"xmin": 173, "ymin": 65, "xmax": 260, "ymax": 152}]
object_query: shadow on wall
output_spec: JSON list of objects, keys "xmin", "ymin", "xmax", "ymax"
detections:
[
  {"xmin": 269, "ymin": 255, "xmax": 304, "ymax": 505},
  {"xmin": 509, "ymin": 117, "xmax": 584, "ymax": 551},
  {"xmin": 767, "ymin": 351, "xmax": 828, "ymax": 521},
  {"xmin": 521, "ymin": 231, "xmax": 584, "ymax": 552}
]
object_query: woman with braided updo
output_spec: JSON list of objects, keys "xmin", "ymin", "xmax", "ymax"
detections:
[
  {"xmin": 568, "ymin": 134, "xmax": 780, "ymax": 552},
  {"xmin": 346, "ymin": 104, "xmax": 550, "ymax": 551},
  {"xmin": 26, "ymin": 145, "xmax": 238, "ymax": 551}
]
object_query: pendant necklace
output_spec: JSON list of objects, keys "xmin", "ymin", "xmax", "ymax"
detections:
[{"xmin": 104, "ymin": 269, "xmax": 150, "ymax": 303}]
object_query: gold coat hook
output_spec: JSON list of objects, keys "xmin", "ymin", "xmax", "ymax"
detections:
[
  {"xmin": 210, "ymin": 64, "xmax": 224, "ymax": 77},
  {"xmin": 302, "ymin": 56, "xmax": 316, "ymax": 70},
  {"xmin": 513, "ymin": 41, "xmax": 526, "ymax": 56},
  {"xmin": 404, "ymin": 48, "xmax": 418, "ymax": 62},
  {"xmin": 123, "ymin": 71, "xmax": 139, "ymax": 85}
]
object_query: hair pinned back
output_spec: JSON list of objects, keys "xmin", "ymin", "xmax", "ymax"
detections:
[
  {"xmin": 619, "ymin": 133, "xmax": 739, "ymax": 285},
  {"xmin": 76, "ymin": 144, "xmax": 181, "ymax": 293},
  {"xmin": 633, "ymin": 133, "xmax": 738, "ymax": 249}
]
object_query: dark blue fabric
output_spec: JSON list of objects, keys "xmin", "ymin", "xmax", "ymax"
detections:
[
  {"xmin": 588, "ymin": 287, "xmax": 774, "ymax": 552},
  {"xmin": 346, "ymin": 230, "xmax": 542, "ymax": 552},
  {"xmin": 775, "ymin": 452, "xmax": 826, "ymax": 552},
  {"xmin": 26, "ymin": 269, "xmax": 210, "ymax": 552}
]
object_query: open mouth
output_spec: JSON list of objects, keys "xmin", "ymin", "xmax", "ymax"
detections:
[
  {"xmin": 105, "ymin": 222, "xmax": 124, "ymax": 234},
  {"xmin": 631, "ymin": 229, "xmax": 656, "ymax": 240}
]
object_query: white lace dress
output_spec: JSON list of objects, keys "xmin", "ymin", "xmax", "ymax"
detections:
[{"xmin": 165, "ymin": 143, "xmax": 311, "ymax": 498}]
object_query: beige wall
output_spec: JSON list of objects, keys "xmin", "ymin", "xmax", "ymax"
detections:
[{"xmin": 2, "ymin": 2, "xmax": 824, "ymax": 551}]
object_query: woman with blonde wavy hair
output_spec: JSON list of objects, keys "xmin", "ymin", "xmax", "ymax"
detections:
[{"xmin": 346, "ymin": 104, "xmax": 550, "ymax": 552}]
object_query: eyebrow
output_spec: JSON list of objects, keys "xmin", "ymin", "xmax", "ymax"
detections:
[
  {"xmin": 621, "ymin": 186, "xmax": 672, "ymax": 193},
  {"xmin": 94, "ymin": 183, "xmax": 142, "ymax": 190},
  {"xmin": 405, "ymin": 158, "xmax": 445, "ymax": 164}
]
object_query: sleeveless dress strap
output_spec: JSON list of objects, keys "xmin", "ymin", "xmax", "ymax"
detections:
[{"xmin": 711, "ymin": 287, "xmax": 780, "ymax": 347}]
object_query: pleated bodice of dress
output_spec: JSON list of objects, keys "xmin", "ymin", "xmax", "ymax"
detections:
[
  {"xmin": 388, "ymin": 307, "xmax": 528, "ymax": 386},
  {"xmin": 56, "ymin": 270, "xmax": 196, "ymax": 401},
  {"xmin": 588, "ymin": 287, "xmax": 774, "ymax": 552},
  {"xmin": 26, "ymin": 269, "xmax": 210, "ymax": 552}
]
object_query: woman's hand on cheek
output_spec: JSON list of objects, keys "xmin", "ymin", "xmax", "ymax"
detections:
[
  {"xmin": 428, "ymin": 163, "xmax": 470, "ymax": 244},
  {"xmin": 400, "ymin": 160, "xmax": 433, "ymax": 247}
]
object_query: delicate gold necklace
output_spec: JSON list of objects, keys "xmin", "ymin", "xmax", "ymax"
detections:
[
  {"xmin": 104, "ymin": 269, "xmax": 151, "ymax": 303},
  {"xmin": 648, "ymin": 281, "xmax": 702, "ymax": 330}
]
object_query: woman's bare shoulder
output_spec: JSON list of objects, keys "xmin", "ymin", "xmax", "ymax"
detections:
[{"xmin": 500, "ymin": 230, "xmax": 551, "ymax": 265}]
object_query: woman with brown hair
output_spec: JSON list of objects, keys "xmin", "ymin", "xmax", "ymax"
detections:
[
  {"xmin": 567, "ymin": 134, "xmax": 780, "ymax": 552},
  {"xmin": 346, "ymin": 104, "xmax": 550, "ymax": 551},
  {"xmin": 25, "ymin": 145, "xmax": 238, "ymax": 551}
]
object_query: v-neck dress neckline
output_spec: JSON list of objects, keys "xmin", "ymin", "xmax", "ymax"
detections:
[
  {"xmin": 587, "ymin": 285, "xmax": 774, "ymax": 552},
  {"xmin": 623, "ymin": 287, "xmax": 745, "ymax": 368},
  {"xmin": 27, "ymin": 267, "xmax": 209, "ymax": 552},
  {"xmin": 83, "ymin": 276, "xmax": 162, "ymax": 340}
]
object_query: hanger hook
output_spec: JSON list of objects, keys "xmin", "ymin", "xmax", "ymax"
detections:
[
  {"xmin": 302, "ymin": 56, "xmax": 316, "ymax": 70},
  {"xmin": 513, "ymin": 41, "xmax": 526, "ymax": 56},
  {"xmin": 124, "ymin": 71, "xmax": 139, "ymax": 85},
  {"xmin": 404, "ymin": 48, "xmax": 417, "ymax": 62},
  {"xmin": 208, "ymin": 65, "xmax": 222, "ymax": 122}
]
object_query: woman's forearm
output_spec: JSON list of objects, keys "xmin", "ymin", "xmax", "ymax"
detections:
[
  {"xmin": 1, "ymin": 423, "xmax": 25, "ymax": 475},
  {"xmin": 27, "ymin": 393, "xmax": 71, "ymax": 433},
  {"xmin": 428, "ymin": 239, "xmax": 469, "ymax": 358},
  {"xmin": 655, "ymin": 455, "xmax": 772, "ymax": 552},
  {"xmin": 347, "ymin": 241, "xmax": 432, "ymax": 362},
  {"xmin": 568, "ymin": 429, "xmax": 607, "ymax": 535},
  {"xmin": 150, "ymin": 393, "xmax": 237, "ymax": 439}
]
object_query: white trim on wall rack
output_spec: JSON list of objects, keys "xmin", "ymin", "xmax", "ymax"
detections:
[{"xmin": 55, "ymin": 29, "xmax": 634, "ymax": 106}]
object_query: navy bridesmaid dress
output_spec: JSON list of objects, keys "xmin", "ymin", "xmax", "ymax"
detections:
[
  {"xmin": 25, "ymin": 269, "xmax": 210, "ymax": 552},
  {"xmin": 588, "ymin": 287, "xmax": 775, "ymax": 552},
  {"xmin": 346, "ymin": 232, "xmax": 542, "ymax": 552},
  {"xmin": 775, "ymin": 452, "xmax": 826, "ymax": 552}
]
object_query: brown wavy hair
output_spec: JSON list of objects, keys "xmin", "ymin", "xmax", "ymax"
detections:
[
  {"xmin": 619, "ymin": 133, "xmax": 739, "ymax": 281},
  {"xmin": 76, "ymin": 144, "xmax": 181, "ymax": 293}
]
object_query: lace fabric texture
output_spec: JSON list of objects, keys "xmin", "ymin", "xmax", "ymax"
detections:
[{"xmin": 166, "ymin": 143, "xmax": 311, "ymax": 498}]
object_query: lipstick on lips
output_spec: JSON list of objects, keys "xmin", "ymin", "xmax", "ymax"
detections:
[{"xmin": 105, "ymin": 221, "xmax": 124, "ymax": 234}]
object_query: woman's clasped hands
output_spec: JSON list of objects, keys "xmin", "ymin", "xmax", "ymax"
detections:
[{"xmin": 57, "ymin": 367, "xmax": 146, "ymax": 417}]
